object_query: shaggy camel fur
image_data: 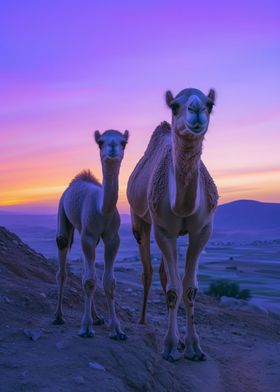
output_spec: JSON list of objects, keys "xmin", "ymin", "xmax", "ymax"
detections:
[
  {"xmin": 127, "ymin": 88, "xmax": 218, "ymax": 361},
  {"xmin": 53, "ymin": 129, "xmax": 129, "ymax": 340}
]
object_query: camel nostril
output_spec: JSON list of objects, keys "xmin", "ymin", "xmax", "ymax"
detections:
[{"xmin": 109, "ymin": 146, "xmax": 116, "ymax": 155}]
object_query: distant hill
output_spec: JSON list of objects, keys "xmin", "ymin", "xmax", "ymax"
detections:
[
  {"xmin": 213, "ymin": 200, "xmax": 280, "ymax": 241},
  {"xmin": 0, "ymin": 200, "xmax": 279, "ymax": 243}
]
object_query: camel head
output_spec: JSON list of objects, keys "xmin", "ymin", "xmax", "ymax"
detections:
[
  {"xmin": 94, "ymin": 129, "xmax": 129, "ymax": 163},
  {"xmin": 165, "ymin": 88, "xmax": 215, "ymax": 138}
]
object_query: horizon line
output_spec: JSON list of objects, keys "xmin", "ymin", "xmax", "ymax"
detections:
[{"xmin": 0, "ymin": 198, "xmax": 279, "ymax": 216}]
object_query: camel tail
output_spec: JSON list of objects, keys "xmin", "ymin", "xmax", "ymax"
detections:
[{"xmin": 56, "ymin": 198, "xmax": 74, "ymax": 251}]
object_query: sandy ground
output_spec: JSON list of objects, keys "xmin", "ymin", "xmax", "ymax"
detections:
[{"xmin": 0, "ymin": 226, "xmax": 280, "ymax": 392}]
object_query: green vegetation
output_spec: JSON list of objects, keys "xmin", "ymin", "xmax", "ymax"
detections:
[{"xmin": 205, "ymin": 279, "xmax": 251, "ymax": 300}]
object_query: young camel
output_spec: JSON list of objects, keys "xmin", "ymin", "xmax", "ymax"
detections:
[
  {"xmin": 53, "ymin": 129, "xmax": 129, "ymax": 340},
  {"xmin": 127, "ymin": 88, "xmax": 218, "ymax": 361}
]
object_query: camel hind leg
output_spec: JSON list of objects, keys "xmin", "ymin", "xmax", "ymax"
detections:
[
  {"xmin": 53, "ymin": 201, "xmax": 74, "ymax": 325},
  {"xmin": 131, "ymin": 209, "xmax": 153, "ymax": 324}
]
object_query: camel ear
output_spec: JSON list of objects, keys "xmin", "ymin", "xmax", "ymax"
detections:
[
  {"xmin": 208, "ymin": 89, "xmax": 216, "ymax": 104},
  {"xmin": 165, "ymin": 90, "xmax": 174, "ymax": 108},
  {"xmin": 207, "ymin": 89, "xmax": 216, "ymax": 113},
  {"xmin": 94, "ymin": 130, "xmax": 101, "ymax": 143},
  {"xmin": 123, "ymin": 130, "xmax": 129, "ymax": 141}
]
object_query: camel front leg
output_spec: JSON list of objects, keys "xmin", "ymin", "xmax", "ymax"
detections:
[
  {"xmin": 91, "ymin": 302, "xmax": 105, "ymax": 325},
  {"xmin": 159, "ymin": 256, "xmax": 184, "ymax": 350},
  {"xmin": 154, "ymin": 225, "xmax": 182, "ymax": 362},
  {"xmin": 183, "ymin": 223, "xmax": 212, "ymax": 360},
  {"xmin": 103, "ymin": 233, "xmax": 127, "ymax": 340},
  {"xmin": 79, "ymin": 232, "xmax": 97, "ymax": 338}
]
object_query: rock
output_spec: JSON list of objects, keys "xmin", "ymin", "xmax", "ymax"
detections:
[
  {"xmin": 23, "ymin": 328, "xmax": 43, "ymax": 341},
  {"xmin": 18, "ymin": 370, "xmax": 29, "ymax": 385},
  {"xmin": 121, "ymin": 306, "xmax": 136, "ymax": 313},
  {"xmin": 115, "ymin": 266, "xmax": 133, "ymax": 272},
  {"xmin": 2, "ymin": 295, "xmax": 11, "ymax": 304},
  {"xmin": 220, "ymin": 296, "xmax": 268, "ymax": 314},
  {"xmin": 220, "ymin": 296, "xmax": 241, "ymax": 309},
  {"xmin": 242, "ymin": 302, "xmax": 268, "ymax": 314},
  {"xmin": 72, "ymin": 376, "xmax": 85, "ymax": 384},
  {"xmin": 89, "ymin": 361, "xmax": 106, "ymax": 371},
  {"xmin": 55, "ymin": 341, "xmax": 65, "ymax": 350},
  {"xmin": 145, "ymin": 360, "xmax": 154, "ymax": 374}
]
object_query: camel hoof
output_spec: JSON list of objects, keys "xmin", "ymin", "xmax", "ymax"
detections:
[
  {"xmin": 177, "ymin": 339, "xmax": 185, "ymax": 351},
  {"xmin": 110, "ymin": 331, "xmax": 127, "ymax": 341},
  {"xmin": 162, "ymin": 348, "xmax": 182, "ymax": 362},
  {"xmin": 185, "ymin": 353, "xmax": 199, "ymax": 361},
  {"xmin": 93, "ymin": 317, "xmax": 105, "ymax": 326},
  {"xmin": 52, "ymin": 316, "xmax": 65, "ymax": 325},
  {"xmin": 78, "ymin": 326, "xmax": 95, "ymax": 338},
  {"xmin": 184, "ymin": 345, "xmax": 207, "ymax": 361},
  {"xmin": 198, "ymin": 352, "xmax": 207, "ymax": 361}
]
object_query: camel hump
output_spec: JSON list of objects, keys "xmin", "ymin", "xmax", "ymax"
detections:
[
  {"xmin": 69, "ymin": 169, "xmax": 101, "ymax": 187},
  {"xmin": 127, "ymin": 122, "xmax": 171, "ymax": 215},
  {"xmin": 143, "ymin": 121, "xmax": 171, "ymax": 157},
  {"xmin": 200, "ymin": 161, "xmax": 219, "ymax": 211}
]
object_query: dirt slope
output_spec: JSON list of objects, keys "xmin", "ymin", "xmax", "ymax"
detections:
[{"xmin": 0, "ymin": 226, "xmax": 279, "ymax": 392}]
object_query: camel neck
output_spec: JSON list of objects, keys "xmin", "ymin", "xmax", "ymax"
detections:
[
  {"xmin": 101, "ymin": 161, "xmax": 120, "ymax": 215},
  {"xmin": 170, "ymin": 132, "xmax": 203, "ymax": 216}
]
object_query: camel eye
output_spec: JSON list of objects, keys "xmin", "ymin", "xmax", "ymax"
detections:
[
  {"xmin": 98, "ymin": 140, "xmax": 104, "ymax": 149},
  {"xmin": 171, "ymin": 102, "xmax": 180, "ymax": 116},
  {"xmin": 121, "ymin": 141, "xmax": 127, "ymax": 148},
  {"xmin": 206, "ymin": 100, "xmax": 214, "ymax": 113}
]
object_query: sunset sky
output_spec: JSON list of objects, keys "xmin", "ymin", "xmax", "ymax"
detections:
[{"xmin": 0, "ymin": 0, "xmax": 279, "ymax": 214}]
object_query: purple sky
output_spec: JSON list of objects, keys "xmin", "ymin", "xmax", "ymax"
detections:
[{"xmin": 0, "ymin": 0, "xmax": 280, "ymax": 213}]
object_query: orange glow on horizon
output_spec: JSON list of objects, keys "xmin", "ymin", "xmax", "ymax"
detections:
[{"xmin": 1, "ymin": 166, "xmax": 279, "ymax": 214}]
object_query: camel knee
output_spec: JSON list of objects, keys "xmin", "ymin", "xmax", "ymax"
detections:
[
  {"xmin": 56, "ymin": 268, "xmax": 67, "ymax": 284},
  {"xmin": 166, "ymin": 289, "xmax": 178, "ymax": 309},
  {"xmin": 183, "ymin": 286, "xmax": 198, "ymax": 307},
  {"xmin": 103, "ymin": 276, "xmax": 116, "ymax": 298},
  {"xmin": 166, "ymin": 280, "xmax": 182, "ymax": 309},
  {"xmin": 56, "ymin": 235, "xmax": 68, "ymax": 250},
  {"xmin": 83, "ymin": 278, "xmax": 96, "ymax": 296}
]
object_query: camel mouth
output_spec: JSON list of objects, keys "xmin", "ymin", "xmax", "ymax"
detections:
[
  {"xmin": 181, "ymin": 124, "xmax": 206, "ymax": 136},
  {"xmin": 104, "ymin": 154, "xmax": 122, "ymax": 162}
]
